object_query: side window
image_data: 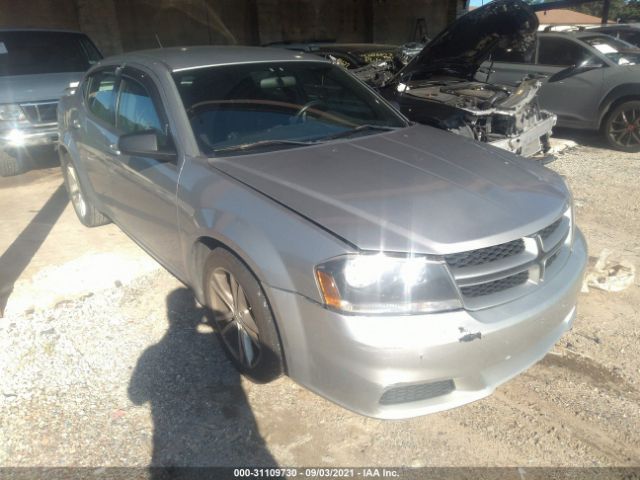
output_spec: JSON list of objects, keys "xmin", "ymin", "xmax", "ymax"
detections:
[
  {"xmin": 537, "ymin": 37, "xmax": 590, "ymax": 66},
  {"xmin": 116, "ymin": 77, "xmax": 166, "ymax": 145},
  {"xmin": 491, "ymin": 47, "xmax": 532, "ymax": 64},
  {"xmin": 86, "ymin": 71, "xmax": 118, "ymax": 125},
  {"xmin": 621, "ymin": 31, "xmax": 640, "ymax": 46}
]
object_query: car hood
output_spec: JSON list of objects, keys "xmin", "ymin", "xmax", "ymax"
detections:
[
  {"xmin": 0, "ymin": 72, "xmax": 83, "ymax": 104},
  {"xmin": 399, "ymin": 0, "xmax": 538, "ymax": 81},
  {"xmin": 212, "ymin": 125, "xmax": 569, "ymax": 255}
]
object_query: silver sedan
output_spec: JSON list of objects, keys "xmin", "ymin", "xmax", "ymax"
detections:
[{"xmin": 57, "ymin": 46, "xmax": 587, "ymax": 419}]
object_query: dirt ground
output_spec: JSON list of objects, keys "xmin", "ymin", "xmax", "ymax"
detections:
[{"xmin": 0, "ymin": 135, "xmax": 639, "ymax": 471}]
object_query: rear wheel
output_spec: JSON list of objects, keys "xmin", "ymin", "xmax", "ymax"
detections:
[
  {"xmin": 603, "ymin": 100, "xmax": 640, "ymax": 153},
  {"xmin": 60, "ymin": 154, "xmax": 110, "ymax": 227},
  {"xmin": 0, "ymin": 150, "xmax": 24, "ymax": 177},
  {"xmin": 203, "ymin": 248, "xmax": 284, "ymax": 383}
]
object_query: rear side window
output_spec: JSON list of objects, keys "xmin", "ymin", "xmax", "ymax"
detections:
[
  {"xmin": 537, "ymin": 37, "xmax": 590, "ymax": 66},
  {"xmin": 86, "ymin": 71, "xmax": 118, "ymax": 126},
  {"xmin": 116, "ymin": 77, "xmax": 166, "ymax": 145}
]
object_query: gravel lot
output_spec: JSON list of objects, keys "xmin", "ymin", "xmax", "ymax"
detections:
[{"xmin": 1, "ymin": 134, "xmax": 639, "ymax": 471}]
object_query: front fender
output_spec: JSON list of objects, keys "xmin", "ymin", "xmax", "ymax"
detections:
[
  {"xmin": 178, "ymin": 157, "xmax": 353, "ymax": 304},
  {"xmin": 598, "ymin": 83, "xmax": 640, "ymax": 127}
]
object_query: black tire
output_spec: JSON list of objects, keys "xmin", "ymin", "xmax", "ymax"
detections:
[
  {"xmin": 0, "ymin": 150, "xmax": 23, "ymax": 177},
  {"xmin": 603, "ymin": 100, "xmax": 640, "ymax": 153},
  {"xmin": 203, "ymin": 248, "xmax": 284, "ymax": 383},
  {"xmin": 59, "ymin": 153, "xmax": 110, "ymax": 227}
]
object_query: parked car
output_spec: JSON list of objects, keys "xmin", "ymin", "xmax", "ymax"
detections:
[
  {"xmin": 354, "ymin": 0, "xmax": 557, "ymax": 158},
  {"xmin": 588, "ymin": 24, "xmax": 640, "ymax": 47},
  {"xmin": 0, "ymin": 28, "xmax": 101, "ymax": 176},
  {"xmin": 58, "ymin": 46, "xmax": 587, "ymax": 419},
  {"xmin": 487, "ymin": 30, "xmax": 640, "ymax": 152}
]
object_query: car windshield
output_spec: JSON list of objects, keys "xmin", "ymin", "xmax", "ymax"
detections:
[
  {"xmin": 0, "ymin": 31, "xmax": 102, "ymax": 77},
  {"xmin": 173, "ymin": 61, "xmax": 407, "ymax": 156},
  {"xmin": 581, "ymin": 35, "xmax": 640, "ymax": 65}
]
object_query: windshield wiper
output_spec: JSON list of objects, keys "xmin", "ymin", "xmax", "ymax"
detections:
[
  {"xmin": 213, "ymin": 139, "xmax": 313, "ymax": 155},
  {"xmin": 313, "ymin": 124, "xmax": 400, "ymax": 142}
]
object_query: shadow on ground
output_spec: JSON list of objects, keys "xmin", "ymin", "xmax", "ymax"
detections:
[
  {"xmin": 553, "ymin": 127, "xmax": 610, "ymax": 150},
  {"xmin": 128, "ymin": 288, "xmax": 276, "ymax": 475},
  {"xmin": 0, "ymin": 183, "xmax": 68, "ymax": 316}
]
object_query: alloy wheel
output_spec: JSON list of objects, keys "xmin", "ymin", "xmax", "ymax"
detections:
[
  {"xmin": 66, "ymin": 163, "xmax": 87, "ymax": 218},
  {"xmin": 208, "ymin": 268, "xmax": 261, "ymax": 368},
  {"xmin": 608, "ymin": 106, "xmax": 640, "ymax": 149}
]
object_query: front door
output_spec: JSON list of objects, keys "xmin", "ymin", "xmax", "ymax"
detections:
[{"xmin": 107, "ymin": 67, "xmax": 183, "ymax": 273}]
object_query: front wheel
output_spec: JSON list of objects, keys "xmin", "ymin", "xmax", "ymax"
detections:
[
  {"xmin": 203, "ymin": 248, "xmax": 284, "ymax": 383},
  {"xmin": 60, "ymin": 154, "xmax": 110, "ymax": 227},
  {"xmin": 603, "ymin": 100, "xmax": 640, "ymax": 153},
  {"xmin": 0, "ymin": 150, "xmax": 24, "ymax": 177}
]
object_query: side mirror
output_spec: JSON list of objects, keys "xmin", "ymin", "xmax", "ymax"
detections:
[
  {"xmin": 548, "ymin": 61, "xmax": 604, "ymax": 83},
  {"xmin": 118, "ymin": 130, "xmax": 177, "ymax": 162}
]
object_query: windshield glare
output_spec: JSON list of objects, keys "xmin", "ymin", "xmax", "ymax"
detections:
[
  {"xmin": 0, "ymin": 31, "xmax": 102, "ymax": 77},
  {"xmin": 173, "ymin": 62, "xmax": 407, "ymax": 156},
  {"xmin": 582, "ymin": 35, "xmax": 640, "ymax": 65}
]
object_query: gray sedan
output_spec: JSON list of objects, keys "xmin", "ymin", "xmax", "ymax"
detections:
[{"xmin": 58, "ymin": 46, "xmax": 587, "ymax": 419}]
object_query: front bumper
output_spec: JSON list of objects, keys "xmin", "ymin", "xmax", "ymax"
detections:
[
  {"xmin": 0, "ymin": 124, "xmax": 59, "ymax": 150},
  {"xmin": 489, "ymin": 111, "xmax": 556, "ymax": 158},
  {"xmin": 267, "ymin": 230, "xmax": 587, "ymax": 419}
]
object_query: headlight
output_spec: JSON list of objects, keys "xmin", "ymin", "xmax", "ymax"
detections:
[
  {"xmin": 315, "ymin": 253, "xmax": 462, "ymax": 315},
  {"xmin": 564, "ymin": 201, "xmax": 574, "ymax": 248},
  {"xmin": 560, "ymin": 176, "xmax": 575, "ymax": 248},
  {"xmin": 0, "ymin": 104, "xmax": 27, "ymax": 123}
]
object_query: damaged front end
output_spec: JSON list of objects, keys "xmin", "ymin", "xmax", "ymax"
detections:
[
  {"xmin": 352, "ymin": 0, "xmax": 555, "ymax": 158},
  {"xmin": 396, "ymin": 77, "xmax": 556, "ymax": 157}
]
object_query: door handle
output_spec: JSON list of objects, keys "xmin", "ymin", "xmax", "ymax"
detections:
[
  {"xmin": 71, "ymin": 118, "xmax": 81, "ymax": 130},
  {"xmin": 108, "ymin": 143, "xmax": 121, "ymax": 155}
]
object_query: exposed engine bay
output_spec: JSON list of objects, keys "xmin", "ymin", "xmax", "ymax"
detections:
[
  {"xmin": 352, "ymin": 62, "xmax": 556, "ymax": 158},
  {"xmin": 349, "ymin": 0, "xmax": 557, "ymax": 158},
  {"xmin": 401, "ymin": 78, "xmax": 554, "ymax": 150}
]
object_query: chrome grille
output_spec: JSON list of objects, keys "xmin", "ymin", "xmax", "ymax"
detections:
[
  {"xmin": 380, "ymin": 380, "xmax": 455, "ymax": 405},
  {"xmin": 460, "ymin": 271, "xmax": 529, "ymax": 298},
  {"xmin": 447, "ymin": 214, "xmax": 570, "ymax": 310},
  {"xmin": 445, "ymin": 239, "xmax": 524, "ymax": 269},
  {"xmin": 20, "ymin": 101, "xmax": 58, "ymax": 125},
  {"xmin": 539, "ymin": 218, "xmax": 562, "ymax": 240},
  {"xmin": 545, "ymin": 250, "xmax": 560, "ymax": 269}
]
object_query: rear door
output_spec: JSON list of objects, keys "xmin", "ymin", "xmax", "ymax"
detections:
[{"xmin": 107, "ymin": 66, "xmax": 183, "ymax": 272}]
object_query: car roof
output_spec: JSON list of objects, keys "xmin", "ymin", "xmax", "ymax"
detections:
[
  {"xmin": 538, "ymin": 30, "xmax": 616, "ymax": 40},
  {"xmin": 591, "ymin": 24, "xmax": 640, "ymax": 31},
  {"xmin": 100, "ymin": 45, "xmax": 329, "ymax": 72},
  {"xmin": 0, "ymin": 27, "xmax": 85, "ymax": 34}
]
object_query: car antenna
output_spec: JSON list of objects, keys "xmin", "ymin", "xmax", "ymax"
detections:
[{"xmin": 155, "ymin": 34, "xmax": 163, "ymax": 49}]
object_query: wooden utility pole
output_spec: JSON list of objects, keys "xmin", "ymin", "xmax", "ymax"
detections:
[{"xmin": 601, "ymin": 0, "xmax": 611, "ymax": 24}]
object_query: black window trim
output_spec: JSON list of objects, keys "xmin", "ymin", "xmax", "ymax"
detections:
[
  {"xmin": 83, "ymin": 66, "xmax": 120, "ymax": 130},
  {"xmin": 115, "ymin": 65, "xmax": 177, "ymax": 162}
]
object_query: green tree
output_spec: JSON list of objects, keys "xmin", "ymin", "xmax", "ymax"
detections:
[{"xmin": 571, "ymin": 0, "xmax": 640, "ymax": 22}]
